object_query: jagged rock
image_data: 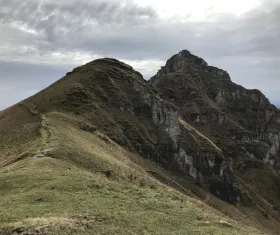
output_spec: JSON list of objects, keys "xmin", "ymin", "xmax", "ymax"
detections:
[
  {"xmin": 150, "ymin": 50, "xmax": 230, "ymax": 84},
  {"xmin": 150, "ymin": 50, "xmax": 280, "ymax": 210}
]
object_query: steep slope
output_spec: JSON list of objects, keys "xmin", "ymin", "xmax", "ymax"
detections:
[
  {"xmin": 150, "ymin": 50, "xmax": 280, "ymax": 233},
  {"xmin": 0, "ymin": 57, "xmax": 276, "ymax": 234}
]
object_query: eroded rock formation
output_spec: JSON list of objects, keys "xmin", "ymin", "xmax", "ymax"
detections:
[{"xmin": 150, "ymin": 50, "xmax": 280, "ymax": 209}]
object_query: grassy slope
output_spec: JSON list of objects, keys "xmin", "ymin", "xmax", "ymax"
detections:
[
  {"xmin": 0, "ymin": 111, "xmax": 267, "ymax": 235},
  {"xmin": 1, "ymin": 157, "xmax": 266, "ymax": 235},
  {"xmin": 0, "ymin": 104, "xmax": 41, "ymax": 166}
]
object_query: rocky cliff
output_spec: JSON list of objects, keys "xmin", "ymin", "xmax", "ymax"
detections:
[{"xmin": 150, "ymin": 50, "xmax": 280, "ymax": 218}]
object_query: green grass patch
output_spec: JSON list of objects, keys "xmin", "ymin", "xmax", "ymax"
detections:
[{"xmin": 0, "ymin": 157, "xmax": 265, "ymax": 235}]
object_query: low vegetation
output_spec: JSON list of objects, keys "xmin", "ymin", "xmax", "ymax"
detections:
[{"xmin": 0, "ymin": 156, "xmax": 266, "ymax": 235}]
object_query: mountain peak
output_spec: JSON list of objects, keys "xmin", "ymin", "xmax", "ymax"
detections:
[
  {"xmin": 68, "ymin": 58, "xmax": 135, "ymax": 75},
  {"xmin": 177, "ymin": 50, "xmax": 208, "ymax": 66},
  {"xmin": 150, "ymin": 50, "xmax": 231, "ymax": 84}
]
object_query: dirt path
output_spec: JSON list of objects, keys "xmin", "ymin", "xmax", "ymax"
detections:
[
  {"xmin": 33, "ymin": 114, "xmax": 57, "ymax": 158},
  {"xmin": 0, "ymin": 106, "xmax": 57, "ymax": 168}
]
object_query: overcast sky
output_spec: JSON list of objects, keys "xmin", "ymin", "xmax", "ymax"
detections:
[{"xmin": 0, "ymin": 0, "xmax": 279, "ymax": 110}]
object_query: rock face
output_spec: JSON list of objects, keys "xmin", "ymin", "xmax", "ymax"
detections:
[{"xmin": 150, "ymin": 50, "xmax": 280, "ymax": 212}]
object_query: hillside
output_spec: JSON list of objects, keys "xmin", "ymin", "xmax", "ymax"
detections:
[{"xmin": 0, "ymin": 55, "xmax": 278, "ymax": 234}]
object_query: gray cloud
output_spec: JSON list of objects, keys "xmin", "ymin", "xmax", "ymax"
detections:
[{"xmin": 0, "ymin": 0, "xmax": 280, "ymax": 110}]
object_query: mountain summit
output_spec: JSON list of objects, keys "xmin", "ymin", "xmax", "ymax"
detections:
[
  {"xmin": 150, "ymin": 50, "xmax": 231, "ymax": 84},
  {"xmin": 1, "ymin": 51, "xmax": 280, "ymax": 234}
]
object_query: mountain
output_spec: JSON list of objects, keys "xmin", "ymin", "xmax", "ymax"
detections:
[
  {"xmin": 0, "ymin": 53, "xmax": 279, "ymax": 234},
  {"xmin": 150, "ymin": 50, "xmax": 280, "ymax": 230}
]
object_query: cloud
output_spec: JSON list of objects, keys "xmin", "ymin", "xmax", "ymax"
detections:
[
  {"xmin": 0, "ymin": 0, "xmax": 279, "ymax": 109},
  {"xmin": 1, "ymin": 0, "xmax": 279, "ymax": 60}
]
